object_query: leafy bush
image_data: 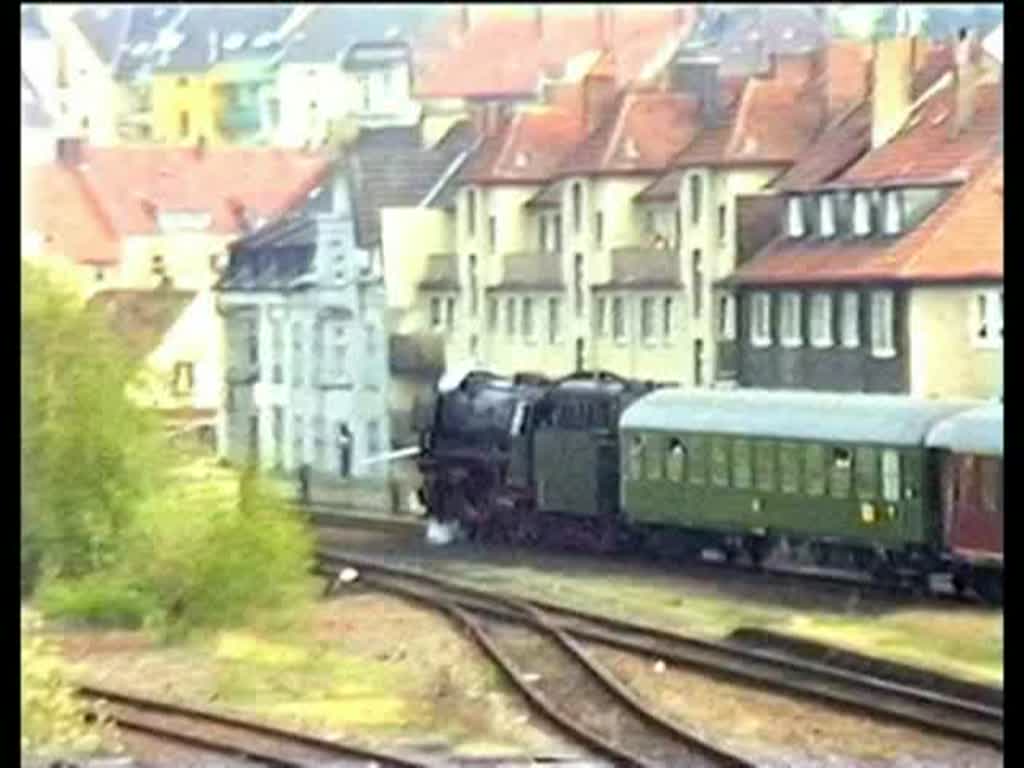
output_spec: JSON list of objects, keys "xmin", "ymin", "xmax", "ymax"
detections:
[
  {"xmin": 21, "ymin": 609, "xmax": 121, "ymax": 757},
  {"xmin": 24, "ymin": 263, "xmax": 316, "ymax": 636}
]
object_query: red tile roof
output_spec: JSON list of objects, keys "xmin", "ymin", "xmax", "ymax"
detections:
[
  {"xmin": 461, "ymin": 107, "xmax": 586, "ymax": 184},
  {"xmin": 775, "ymin": 101, "xmax": 872, "ymax": 190},
  {"xmin": 728, "ymin": 153, "xmax": 1003, "ymax": 286},
  {"xmin": 840, "ymin": 80, "xmax": 1001, "ymax": 185},
  {"xmin": 557, "ymin": 87, "xmax": 703, "ymax": 177},
  {"xmin": 415, "ymin": 7, "xmax": 694, "ymax": 99},
  {"xmin": 24, "ymin": 146, "xmax": 330, "ymax": 267}
]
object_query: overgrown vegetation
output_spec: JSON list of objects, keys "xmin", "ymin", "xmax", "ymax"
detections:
[
  {"xmin": 21, "ymin": 609, "xmax": 121, "ymax": 758},
  {"xmin": 22, "ymin": 263, "xmax": 315, "ymax": 639}
]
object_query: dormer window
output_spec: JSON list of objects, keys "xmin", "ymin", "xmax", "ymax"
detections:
[
  {"xmin": 883, "ymin": 190, "xmax": 903, "ymax": 235},
  {"xmin": 787, "ymin": 196, "xmax": 805, "ymax": 238},
  {"xmin": 853, "ymin": 191, "xmax": 872, "ymax": 236},
  {"xmin": 819, "ymin": 194, "xmax": 836, "ymax": 238}
]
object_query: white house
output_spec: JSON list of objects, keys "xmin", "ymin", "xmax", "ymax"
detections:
[{"xmin": 215, "ymin": 177, "xmax": 391, "ymax": 478}]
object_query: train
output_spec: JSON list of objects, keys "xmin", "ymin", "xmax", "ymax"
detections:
[{"xmin": 416, "ymin": 369, "xmax": 1003, "ymax": 603}]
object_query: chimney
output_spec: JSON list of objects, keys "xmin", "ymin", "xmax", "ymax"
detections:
[
  {"xmin": 583, "ymin": 62, "xmax": 617, "ymax": 134},
  {"xmin": 534, "ymin": 6, "xmax": 543, "ymax": 40},
  {"xmin": 870, "ymin": 36, "xmax": 914, "ymax": 149},
  {"xmin": 56, "ymin": 136, "xmax": 84, "ymax": 167},
  {"xmin": 951, "ymin": 28, "xmax": 978, "ymax": 138},
  {"xmin": 674, "ymin": 58, "xmax": 722, "ymax": 126}
]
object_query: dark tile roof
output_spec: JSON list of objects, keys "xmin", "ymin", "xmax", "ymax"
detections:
[
  {"xmin": 347, "ymin": 121, "xmax": 476, "ymax": 248},
  {"xmin": 774, "ymin": 101, "xmax": 871, "ymax": 191},
  {"xmin": 680, "ymin": 6, "xmax": 825, "ymax": 78},
  {"xmin": 593, "ymin": 247, "xmax": 680, "ymax": 290},
  {"xmin": 150, "ymin": 6, "xmax": 296, "ymax": 74},
  {"xmin": 72, "ymin": 5, "xmax": 187, "ymax": 81},
  {"xmin": 21, "ymin": 6, "xmax": 48, "ymax": 39},
  {"xmin": 390, "ymin": 333, "xmax": 445, "ymax": 377},
  {"xmin": 636, "ymin": 169, "xmax": 682, "ymax": 202},
  {"xmin": 280, "ymin": 6, "xmax": 439, "ymax": 65},
  {"xmin": 87, "ymin": 288, "xmax": 196, "ymax": 359},
  {"xmin": 418, "ymin": 253, "xmax": 459, "ymax": 290},
  {"xmin": 489, "ymin": 251, "xmax": 563, "ymax": 291}
]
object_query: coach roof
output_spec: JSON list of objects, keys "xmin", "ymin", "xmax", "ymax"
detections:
[
  {"xmin": 925, "ymin": 403, "xmax": 1003, "ymax": 457},
  {"xmin": 620, "ymin": 388, "xmax": 980, "ymax": 447}
]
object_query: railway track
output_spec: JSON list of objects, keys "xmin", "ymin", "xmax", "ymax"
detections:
[
  {"xmin": 316, "ymin": 549, "xmax": 1004, "ymax": 752},
  {"xmin": 305, "ymin": 501, "xmax": 992, "ymax": 606},
  {"xmin": 77, "ymin": 683, "xmax": 434, "ymax": 767},
  {"xmin": 321, "ymin": 561, "xmax": 753, "ymax": 767}
]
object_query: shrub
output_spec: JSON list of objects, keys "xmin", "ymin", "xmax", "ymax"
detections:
[{"xmin": 21, "ymin": 608, "xmax": 122, "ymax": 757}]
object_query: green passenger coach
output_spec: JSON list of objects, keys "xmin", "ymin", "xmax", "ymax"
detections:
[{"xmin": 619, "ymin": 389, "xmax": 978, "ymax": 570}]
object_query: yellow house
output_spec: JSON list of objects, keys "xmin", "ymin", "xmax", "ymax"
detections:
[{"xmin": 88, "ymin": 288, "xmax": 221, "ymax": 439}]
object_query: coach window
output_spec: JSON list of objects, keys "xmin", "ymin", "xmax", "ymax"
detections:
[
  {"xmin": 829, "ymin": 447, "xmax": 852, "ymax": 498},
  {"xmin": 805, "ymin": 444, "xmax": 826, "ymax": 497},
  {"xmin": 881, "ymin": 449, "xmax": 901, "ymax": 503},
  {"xmin": 646, "ymin": 435, "xmax": 663, "ymax": 480},
  {"xmin": 732, "ymin": 439, "xmax": 752, "ymax": 489},
  {"xmin": 667, "ymin": 438, "xmax": 686, "ymax": 482},
  {"xmin": 710, "ymin": 437, "xmax": 729, "ymax": 487},
  {"xmin": 779, "ymin": 442, "xmax": 800, "ymax": 494},
  {"xmin": 755, "ymin": 441, "xmax": 775, "ymax": 493},
  {"xmin": 629, "ymin": 435, "xmax": 645, "ymax": 480},
  {"xmin": 688, "ymin": 436, "xmax": 706, "ymax": 486},
  {"xmin": 855, "ymin": 447, "xmax": 878, "ymax": 500}
]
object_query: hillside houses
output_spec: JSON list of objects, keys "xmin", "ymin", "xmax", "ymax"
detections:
[{"xmin": 21, "ymin": 5, "xmax": 1003, "ymax": 474}]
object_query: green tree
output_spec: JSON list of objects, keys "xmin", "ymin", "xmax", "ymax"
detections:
[{"xmin": 21, "ymin": 264, "xmax": 168, "ymax": 591}]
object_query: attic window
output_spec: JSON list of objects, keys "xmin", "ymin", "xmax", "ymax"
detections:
[
  {"xmin": 819, "ymin": 194, "xmax": 836, "ymax": 238},
  {"xmin": 623, "ymin": 137, "xmax": 639, "ymax": 159},
  {"xmin": 883, "ymin": 190, "xmax": 903, "ymax": 235},
  {"xmin": 514, "ymin": 151, "xmax": 529, "ymax": 168},
  {"xmin": 787, "ymin": 196, "xmax": 805, "ymax": 238},
  {"xmin": 853, "ymin": 191, "xmax": 872, "ymax": 237},
  {"xmin": 223, "ymin": 33, "xmax": 247, "ymax": 51}
]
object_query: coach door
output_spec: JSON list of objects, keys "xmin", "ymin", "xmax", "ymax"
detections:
[{"xmin": 944, "ymin": 454, "xmax": 1003, "ymax": 557}]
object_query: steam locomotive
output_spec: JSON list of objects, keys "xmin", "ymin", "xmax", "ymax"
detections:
[{"xmin": 416, "ymin": 369, "xmax": 1003, "ymax": 603}]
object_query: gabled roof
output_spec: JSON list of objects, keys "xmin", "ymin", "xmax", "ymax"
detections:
[
  {"xmin": 24, "ymin": 145, "xmax": 330, "ymax": 271},
  {"xmin": 347, "ymin": 121, "xmax": 477, "ymax": 247},
  {"xmin": 461, "ymin": 107, "xmax": 585, "ymax": 184},
  {"xmin": 557, "ymin": 87, "xmax": 703, "ymax": 178},
  {"xmin": 592, "ymin": 246, "xmax": 680, "ymax": 290},
  {"xmin": 727, "ymin": 153, "xmax": 1003, "ymax": 286},
  {"xmin": 71, "ymin": 5, "xmax": 187, "ymax": 81},
  {"xmin": 150, "ymin": 6, "xmax": 296, "ymax": 74},
  {"xmin": 416, "ymin": 7, "xmax": 694, "ymax": 100},
  {"xmin": 489, "ymin": 251, "xmax": 563, "ymax": 291},
  {"xmin": 87, "ymin": 289, "xmax": 196, "ymax": 359}
]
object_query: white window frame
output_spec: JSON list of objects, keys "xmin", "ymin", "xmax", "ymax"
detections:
[
  {"xmin": 548, "ymin": 297, "xmax": 561, "ymax": 344},
  {"xmin": 787, "ymin": 196, "xmax": 805, "ymax": 238},
  {"xmin": 853, "ymin": 191, "xmax": 872, "ymax": 236},
  {"xmin": 819, "ymin": 194, "xmax": 836, "ymax": 238},
  {"xmin": 971, "ymin": 289, "xmax": 1004, "ymax": 349},
  {"xmin": 718, "ymin": 294, "xmax": 736, "ymax": 341},
  {"xmin": 883, "ymin": 189, "xmax": 903, "ymax": 235},
  {"xmin": 780, "ymin": 292, "xmax": 803, "ymax": 348},
  {"xmin": 640, "ymin": 296, "xmax": 655, "ymax": 343},
  {"xmin": 869, "ymin": 290, "xmax": 896, "ymax": 358},
  {"xmin": 750, "ymin": 292, "xmax": 772, "ymax": 347},
  {"xmin": 522, "ymin": 296, "xmax": 535, "ymax": 342},
  {"xmin": 809, "ymin": 292, "xmax": 834, "ymax": 348},
  {"xmin": 612, "ymin": 296, "xmax": 626, "ymax": 343},
  {"xmin": 840, "ymin": 291, "xmax": 860, "ymax": 348}
]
